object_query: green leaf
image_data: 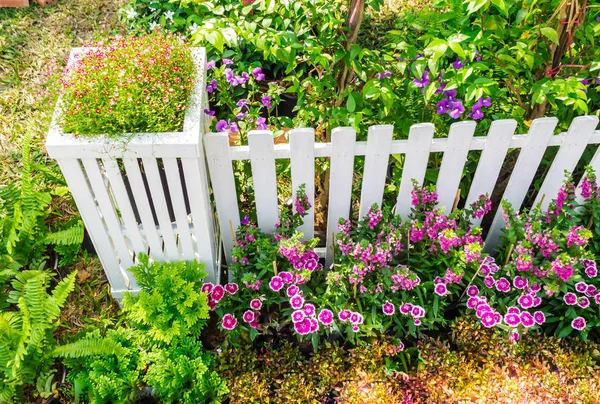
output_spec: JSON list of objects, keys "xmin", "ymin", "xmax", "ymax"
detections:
[
  {"xmin": 424, "ymin": 38, "xmax": 448, "ymax": 62},
  {"xmin": 541, "ymin": 27, "xmax": 559, "ymax": 45},
  {"xmin": 491, "ymin": 0, "xmax": 508, "ymax": 16},
  {"xmin": 346, "ymin": 93, "xmax": 357, "ymax": 113}
]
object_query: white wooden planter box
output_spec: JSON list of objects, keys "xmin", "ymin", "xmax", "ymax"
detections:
[{"xmin": 46, "ymin": 47, "xmax": 218, "ymax": 300}]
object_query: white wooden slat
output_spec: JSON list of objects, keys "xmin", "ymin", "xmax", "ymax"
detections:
[
  {"xmin": 248, "ymin": 131, "xmax": 279, "ymax": 231},
  {"xmin": 204, "ymin": 133, "xmax": 240, "ymax": 266},
  {"xmin": 290, "ymin": 128, "xmax": 315, "ymax": 240},
  {"xmin": 485, "ymin": 117, "xmax": 558, "ymax": 252},
  {"xmin": 465, "ymin": 119, "xmax": 517, "ymax": 226},
  {"xmin": 358, "ymin": 125, "xmax": 394, "ymax": 219},
  {"xmin": 325, "ymin": 127, "xmax": 357, "ymax": 268},
  {"xmin": 122, "ymin": 158, "xmax": 165, "ymax": 261},
  {"xmin": 57, "ymin": 159, "xmax": 129, "ymax": 293},
  {"xmin": 436, "ymin": 121, "xmax": 476, "ymax": 211},
  {"xmin": 101, "ymin": 158, "xmax": 147, "ymax": 253},
  {"xmin": 396, "ymin": 123, "xmax": 435, "ymax": 218},
  {"xmin": 163, "ymin": 158, "xmax": 195, "ymax": 259},
  {"xmin": 141, "ymin": 158, "xmax": 180, "ymax": 260},
  {"xmin": 534, "ymin": 115, "xmax": 599, "ymax": 210},
  {"xmin": 181, "ymin": 157, "xmax": 217, "ymax": 283},
  {"xmin": 81, "ymin": 159, "xmax": 138, "ymax": 290}
]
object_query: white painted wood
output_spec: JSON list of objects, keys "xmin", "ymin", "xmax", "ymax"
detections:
[
  {"xmin": 465, "ymin": 120, "xmax": 517, "ymax": 226},
  {"xmin": 204, "ymin": 133, "xmax": 240, "ymax": 266},
  {"xmin": 359, "ymin": 125, "xmax": 394, "ymax": 218},
  {"xmin": 534, "ymin": 116, "xmax": 599, "ymax": 210},
  {"xmin": 485, "ymin": 117, "xmax": 558, "ymax": 252},
  {"xmin": 436, "ymin": 121, "xmax": 476, "ymax": 212},
  {"xmin": 56, "ymin": 159, "xmax": 129, "ymax": 293},
  {"xmin": 248, "ymin": 131, "xmax": 279, "ymax": 231},
  {"xmin": 163, "ymin": 158, "xmax": 194, "ymax": 259},
  {"xmin": 101, "ymin": 158, "xmax": 147, "ymax": 253},
  {"xmin": 290, "ymin": 128, "xmax": 315, "ymax": 240},
  {"xmin": 122, "ymin": 158, "xmax": 165, "ymax": 261},
  {"xmin": 396, "ymin": 123, "xmax": 435, "ymax": 218},
  {"xmin": 325, "ymin": 127, "xmax": 357, "ymax": 268},
  {"xmin": 181, "ymin": 156, "xmax": 218, "ymax": 283}
]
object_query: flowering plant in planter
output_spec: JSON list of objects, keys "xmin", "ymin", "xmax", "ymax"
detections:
[
  {"xmin": 318, "ymin": 184, "xmax": 490, "ymax": 343},
  {"xmin": 208, "ymin": 185, "xmax": 331, "ymax": 346},
  {"xmin": 58, "ymin": 31, "xmax": 195, "ymax": 138},
  {"xmin": 465, "ymin": 172, "xmax": 598, "ymax": 341}
]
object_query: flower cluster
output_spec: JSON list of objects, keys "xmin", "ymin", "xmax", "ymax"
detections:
[{"xmin": 436, "ymin": 90, "xmax": 465, "ymax": 119}]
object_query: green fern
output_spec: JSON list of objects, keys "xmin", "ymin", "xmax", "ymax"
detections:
[{"xmin": 54, "ymin": 338, "xmax": 127, "ymax": 359}]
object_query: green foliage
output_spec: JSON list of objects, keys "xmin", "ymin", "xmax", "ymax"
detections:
[
  {"xmin": 122, "ymin": 254, "xmax": 210, "ymax": 345},
  {"xmin": 59, "ymin": 31, "xmax": 195, "ymax": 137}
]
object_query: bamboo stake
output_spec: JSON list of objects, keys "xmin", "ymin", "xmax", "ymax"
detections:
[
  {"xmin": 272, "ymin": 261, "xmax": 278, "ymax": 276},
  {"xmin": 452, "ymin": 188, "xmax": 461, "ymax": 213},
  {"xmin": 504, "ymin": 243, "xmax": 514, "ymax": 266},
  {"xmin": 229, "ymin": 220, "xmax": 238, "ymax": 246},
  {"xmin": 460, "ymin": 243, "xmax": 486, "ymax": 300}
]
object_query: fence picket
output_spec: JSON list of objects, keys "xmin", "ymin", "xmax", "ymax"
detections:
[
  {"xmin": 57, "ymin": 159, "xmax": 129, "ymax": 294},
  {"xmin": 290, "ymin": 128, "xmax": 315, "ymax": 240},
  {"xmin": 465, "ymin": 120, "xmax": 517, "ymax": 226},
  {"xmin": 122, "ymin": 158, "xmax": 164, "ymax": 261},
  {"xmin": 248, "ymin": 131, "xmax": 279, "ymax": 231},
  {"xmin": 163, "ymin": 158, "xmax": 195, "ymax": 259},
  {"xmin": 359, "ymin": 125, "xmax": 394, "ymax": 218},
  {"xmin": 534, "ymin": 116, "xmax": 600, "ymax": 210},
  {"xmin": 396, "ymin": 123, "xmax": 435, "ymax": 218},
  {"xmin": 101, "ymin": 158, "xmax": 147, "ymax": 253},
  {"xmin": 436, "ymin": 121, "xmax": 476, "ymax": 211},
  {"xmin": 485, "ymin": 117, "xmax": 558, "ymax": 251},
  {"xmin": 204, "ymin": 133, "xmax": 240, "ymax": 266},
  {"xmin": 325, "ymin": 127, "xmax": 357, "ymax": 268}
]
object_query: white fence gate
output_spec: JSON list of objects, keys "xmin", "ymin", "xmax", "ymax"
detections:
[{"xmin": 205, "ymin": 116, "xmax": 600, "ymax": 274}]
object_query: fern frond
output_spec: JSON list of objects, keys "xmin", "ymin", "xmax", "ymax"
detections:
[
  {"xmin": 54, "ymin": 338, "xmax": 127, "ymax": 359},
  {"xmin": 45, "ymin": 222, "xmax": 84, "ymax": 246},
  {"xmin": 45, "ymin": 272, "xmax": 76, "ymax": 323}
]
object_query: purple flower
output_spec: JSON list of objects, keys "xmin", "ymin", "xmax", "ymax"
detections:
[
  {"xmin": 436, "ymin": 98, "xmax": 450, "ymax": 114},
  {"xmin": 215, "ymin": 120, "xmax": 228, "ymax": 132},
  {"xmin": 240, "ymin": 216, "xmax": 250, "ymax": 225},
  {"xmin": 252, "ymin": 67, "xmax": 265, "ymax": 81},
  {"xmin": 520, "ymin": 312, "xmax": 535, "ymax": 328},
  {"xmin": 294, "ymin": 318, "xmax": 311, "ymax": 335},
  {"xmin": 350, "ymin": 312, "xmax": 364, "ymax": 325},
  {"xmin": 434, "ymin": 283, "xmax": 448, "ymax": 296},
  {"xmin": 467, "ymin": 285, "xmax": 479, "ymax": 297},
  {"xmin": 413, "ymin": 70, "xmax": 430, "ymax": 88},
  {"xmin": 269, "ymin": 276, "xmax": 284, "ymax": 292},
  {"xmin": 318, "ymin": 309, "xmax": 334, "ymax": 326},
  {"xmin": 448, "ymin": 99, "xmax": 465, "ymax": 119},
  {"xmin": 452, "ymin": 58, "xmax": 464, "ymax": 69},
  {"xmin": 513, "ymin": 276, "xmax": 528, "ymax": 289},
  {"xmin": 211, "ymin": 285, "xmax": 225, "ymax": 302},
  {"xmin": 236, "ymin": 99, "xmax": 248, "ymax": 108},
  {"xmin": 204, "ymin": 109, "xmax": 216, "ymax": 116},
  {"xmin": 206, "ymin": 78, "xmax": 217, "ymax": 93},
  {"xmin": 484, "ymin": 276, "xmax": 495, "ymax": 288},
  {"xmin": 236, "ymin": 111, "xmax": 247, "ymax": 120},
  {"xmin": 572, "ymin": 316, "xmax": 586, "ymax": 331},
  {"xmin": 533, "ymin": 311, "xmax": 546, "ymax": 325},
  {"xmin": 597, "ymin": 16, "xmax": 600, "ymax": 22},
  {"xmin": 222, "ymin": 58, "xmax": 234, "ymax": 65},
  {"xmin": 229, "ymin": 122, "xmax": 239, "ymax": 133},
  {"xmin": 578, "ymin": 296, "xmax": 590, "ymax": 308},
  {"xmin": 206, "ymin": 60, "xmax": 216, "ymax": 70},
  {"xmin": 303, "ymin": 303, "xmax": 316, "ymax": 317},
  {"xmin": 256, "ymin": 116, "xmax": 268, "ymax": 130},
  {"xmin": 201, "ymin": 283, "xmax": 214, "ymax": 294},
  {"xmin": 224, "ymin": 283, "xmax": 238, "ymax": 295},
  {"xmin": 338, "ymin": 309, "xmax": 351, "ymax": 321},
  {"xmin": 495, "ymin": 277, "xmax": 511, "ymax": 293},
  {"xmin": 518, "ymin": 294, "xmax": 534, "ymax": 309},
  {"xmin": 261, "ymin": 95, "xmax": 272, "ymax": 108},
  {"xmin": 292, "ymin": 310, "xmax": 305, "ymax": 323},
  {"xmin": 382, "ymin": 301, "xmax": 395, "ymax": 316},
  {"xmin": 290, "ymin": 294, "xmax": 304, "ymax": 309},
  {"xmin": 250, "ymin": 299, "xmax": 262, "ymax": 310},
  {"xmin": 286, "ymin": 285, "xmax": 300, "ymax": 297},
  {"xmin": 480, "ymin": 311, "xmax": 496, "ymax": 328},
  {"xmin": 586, "ymin": 284, "xmax": 597, "ymax": 297},
  {"xmin": 377, "ymin": 70, "xmax": 392, "ymax": 79},
  {"xmin": 221, "ymin": 314, "xmax": 237, "ymax": 330},
  {"xmin": 504, "ymin": 312, "xmax": 521, "ymax": 327},
  {"xmin": 469, "ymin": 108, "xmax": 484, "ymax": 120},
  {"xmin": 576, "ymin": 282, "xmax": 588, "ymax": 293},
  {"xmin": 507, "ymin": 306, "xmax": 521, "ymax": 314},
  {"xmin": 564, "ymin": 292, "xmax": 578, "ymax": 305},
  {"xmin": 242, "ymin": 310, "xmax": 255, "ymax": 323}
]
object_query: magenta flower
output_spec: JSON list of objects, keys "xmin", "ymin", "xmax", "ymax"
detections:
[
  {"xmin": 586, "ymin": 285, "xmax": 597, "ymax": 297},
  {"xmin": 290, "ymin": 294, "xmax": 305, "ymax": 309},
  {"xmin": 286, "ymin": 285, "xmax": 300, "ymax": 297},
  {"xmin": 269, "ymin": 276, "xmax": 284, "ymax": 292},
  {"xmin": 224, "ymin": 283, "xmax": 239, "ymax": 295},
  {"xmin": 495, "ymin": 277, "xmax": 511, "ymax": 293},
  {"xmin": 294, "ymin": 318, "xmax": 312, "ymax": 335},
  {"xmin": 279, "ymin": 271, "xmax": 293, "ymax": 284},
  {"xmin": 572, "ymin": 316, "xmax": 586, "ymax": 331},
  {"xmin": 256, "ymin": 116, "xmax": 268, "ymax": 130},
  {"xmin": 338, "ymin": 309, "xmax": 351, "ymax": 321},
  {"xmin": 411, "ymin": 305, "xmax": 425, "ymax": 318},
  {"xmin": 261, "ymin": 95, "xmax": 272, "ymax": 108},
  {"xmin": 305, "ymin": 259, "xmax": 319, "ymax": 271},
  {"xmin": 201, "ymin": 283, "xmax": 214, "ymax": 294},
  {"xmin": 504, "ymin": 312, "xmax": 521, "ymax": 327},
  {"xmin": 518, "ymin": 294, "xmax": 534, "ymax": 309},
  {"xmin": 292, "ymin": 310, "xmax": 305, "ymax": 323},
  {"xmin": 318, "ymin": 309, "xmax": 334, "ymax": 326},
  {"xmin": 513, "ymin": 276, "xmax": 528, "ymax": 290},
  {"xmin": 578, "ymin": 296, "xmax": 590, "ymax": 308},
  {"xmin": 399, "ymin": 303, "xmax": 413, "ymax": 314},
  {"xmin": 382, "ymin": 301, "xmax": 395, "ymax": 316},
  {"xmin": 434, "ymin": 283, "xmax": 448, "ymax": 296},
  {"xmin": 350, "ymin": 312, "xmax": 364, "ymax": 325},
  {"xmin": 533, "ymin": 297, "xmax": 542, "ymax": 307},
  {"xmin": 484, "ymin": 276, "xmax": 495, "ymax": 288},
  {"xmin": 507, "ymin": 306, "xmax": 521, "ymax": 314},
  {"xmin": 252, "ymin": 67, "xmax": 265, "ymax": 81},
  {"xmin": 467, "ymin": 297, "xmax": 480, "ymax": 309},
  {"xmin": 250, "ymin": 298, "xmax": 262, "ymax": 310},
  {"xmin": 586, "ymin": 266, "xmax": 598, "ymax": 278},
  {"xmin": 221, "ymin": 314, "xmax": 237, "ymax": 330},
  {"xmin": 309, "ymin": 318, "xmax": 319, "ymax": 333},
  {"xmin": 303, "ymin": 303, "xmax": 316, "ymax": 317},
  {"xmin": 533, "ymin": 311, "xmax": 545, "ymax": 325},
  {"xmin": 467, "ymin": 285, "xmax": 479, "ymax": 297},
  {"xmin": 595, "ymin": 294, "xmax": 600, "ymax": 305},
  {"xmin": 211, "ymin": 285, "xmax": 225, "ymax": 302},
  {"xmin": 480, "ymin": 311, "xmax": 496, "ymax": 328},
  {"xmin": 564, "ymin": 292, "xmax": 578, "ymax": 305},
  {"xmin": 576, "ymin": 282, "xmax": 588, "ymax": 293},
  {"xmin": 242, "ymin": 310, "xmax": 255, "ymax": 323},
  {"xmin": 520, "ymin": 312, "xmax": 534, "ymax": 328},
  {"xmin": 414, "ymin": 319, "xmax": 422, "ymax": 326},
  {"xmin": 249, "ymin": 320, "xmax": 259, "ymax": 329}
]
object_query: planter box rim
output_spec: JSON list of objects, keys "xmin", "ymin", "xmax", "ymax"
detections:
[{"xmin": 46, "ymin": 47, "xmax": 206, "ymax": 158}]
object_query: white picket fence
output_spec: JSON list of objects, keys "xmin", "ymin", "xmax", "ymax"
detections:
[{"xmin": 205, "ymin": 116, "xmax": 600, "ymax": 273}]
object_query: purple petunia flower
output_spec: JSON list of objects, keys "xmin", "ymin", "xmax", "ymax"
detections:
[
  {"xmin": 286, "ymin": 284, "xmax": 299, "ymax": 297},
  {"xmin": 261, "ymin": 95, "xmax": 272, "ymax": 108},
  {"xmin": 504, "ymin": 312, "xmax": 521, "ymax": 327},
  {"xmin": 467, "ymin": 285, "xmax": 479, "ymax": 297},
  {"xmin": 242, "ymin": 310, "xmax": 255, "ymax": 323},
  {"xmin": 533, "ymin": 311, "xmax": 546, "ymax": 325},
  {"xmin": 338, "ymin": 309, "xmax": 351, "ymax": 321},
  {"xmin": 221, "ymin": 313, "xmax": 237, "ymax": 330},
  {"xmin": 269, "ymin": 276, "xmax": 284, "ymax": 292},
  {"xmin": 224, "ymin": 283, "xmax": 238, "ymax": 295},
  {"xmin": 290, "ymin": 294, "xmax": 305, "ymax": 309},
  {"xmin": 292, "ymin": 310, "xmax": 305, "ymax": 323},
  {"xmin": 520, "ymin": 312, "xmax": 535, "ymax": 328},
  {"xmin": 434, "ymin": 283, "xmax": 448, "ymax": 296},
  {"xmin": 318, "ymin": 309, "xmax": 334, "ymax": 326},
  {"xmin": 382, "ymin": 301, "xmax": 395, "ymax": 316},
  {"xmin": 256, "ymin": 116, "xmax": 268, "ymax": 130},
  {"xmin": 576, "ymin": 282, "xmax": 588, "ymax": 293},
  {"xmin": 211, "ymin": 285, "xmax": 225, "ymax": 302},
  {"xmin": 250, "ymin": 298, "xmax": 262, "ymax": 310},
  {"xmin": 495, "ymin": 277, "xmax": 511, "ymax": 293},
  {"xmin": 572, "ymin": 316, "xmax": 586, "ymax": 331},
  {"xmin": 579, "ymin": 296, "xmax": 590, "ymax": 308},
  {"xmin": 564, "ymin": 292, "xmax": 578, "ymax": 305},
  {"xmin": 518, "ymin": 294, "xmax": 534, "ymax": 309}
]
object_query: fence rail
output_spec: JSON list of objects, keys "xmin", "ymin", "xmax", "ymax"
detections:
[{"xmin": 205, "ymin": 116, "xmax": 600, "ymax": 274}]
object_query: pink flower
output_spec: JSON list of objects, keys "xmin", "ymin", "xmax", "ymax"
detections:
[
  {"xmin": 225, "ymin": 283, "xmax": 239, "ymax": 295},
  {"xmin": 286, "ymin": 285, "xmax": 299, "ymax": 297},
  {"xmin": 303, "ymin": 303, "xmax": 316, "ymax": 317},
  {"xmin": 571, "ymin": 316, "xmax": 586, "ymax": 331},
  {"xmin": 269, "ymin": 276, "xmax": 284, "ymax": 292},
  {"xmin": 467, "ymin": 285, "xmax": 479, "ymax": 297},
  {"xmin": 294, "ymin": 318, "xmax": 312, "ymax": 335},
  {"xmin": 504, "ymin": 313, "xmax": 521, "ymax": 327},
  {"xmin": 292, "ymin": 310, "xmax": 305, "ymax": 323},
  {"xmin": 434, "ymin": 283, "xmax": 448, "ymax": 296},
  {"xmin": 250, "ymin": 299, "xmax": 262, "ymax": 310},
  {"xmin": 533, "ymin": 311, "xmax": 546, "ymax": 325},
  {"xmin": 221, "ymin": 314, "xmax": 237, "ymax": 330},
  {"xmin": 338, "ymin": 309, "xmax": 351, "ymax": 321},
  {"xmin": 513, "ymin": 276, "xmax": 528, "ymax": 290},
  {"xmin": 382, "ymin": 301, "xmax": 395, "ymax": 316},
  {"xmin": 310, "ymin": 318, "xmax": 319, "ymax": 332},
  {"xmin": 578, "ymin": 296, "xmax": 590, "ymax": 308},
  {"xmin": 564, "ymin": 292, "xmax": 578, "ymax": 305},
  {"xmin": 518, "ymin": 294, "xmax": 534, "ymax": 309},
  {"xmin": 575, "ymin": 282, "xmax": 588, "ymax": 293},
  {"xmin": 399, "ymin": 303, "xmax": 413, "ymax": 314},
  {"xmin": 350, "ymin": 312, "xmax": 364, "ymax": 325},
  {"xmin": 520, "ymin": 312, "xmax": 535, "ymax": 327},
  {"xmin": 242, "ymin": 310, "xmax": 255, "ymax": 323},
  {"xmin": 318, "ymin": 309, "xmax": 334, "ymax": 326},
  {"xmin": 211, "ymin": 285, "xmax": 225, "ymax": 302},
  {"xmin": 290, "ymin": 295, "xmax": 304, "ymax": 309},
  {"xmin": 480, "ymin": 311, "xmax": 496, "ymax": 328},
  {"xmin": 484, "ymin": 276, "xmax": 495, "ymax": 288},
  {"xmin": 411, "ymin": 305, "xmax": 425, "ymax": 318},
  {"xmin": 249, "ymin": 320, "xmax": 259, "ymax": 329},
  {"xmin": 279, "ymin": 271, "xmax": 294, "ymax": 284},
  {"xmin": 201, "ymin": 283, "xmax": 214, "ymax": 293}
]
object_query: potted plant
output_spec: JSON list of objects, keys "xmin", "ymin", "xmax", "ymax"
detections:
[{"xmin": 45, "ymin": 31, "xmax": 218, "ymax": 296}]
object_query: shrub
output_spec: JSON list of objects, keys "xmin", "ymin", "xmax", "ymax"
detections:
[{"xmin": 58, "ymin": 31, "xmax": 195, "ymax": 137}]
